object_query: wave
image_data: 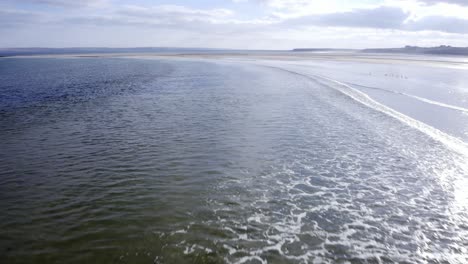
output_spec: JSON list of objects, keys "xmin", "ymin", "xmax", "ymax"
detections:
[
  {"xmin": 253, "ymin": 63, "xmax": 468, "ymax": 157},
  {"xmin": 346, "ymin": 82, "xmax": 468, "ymax": 114}
]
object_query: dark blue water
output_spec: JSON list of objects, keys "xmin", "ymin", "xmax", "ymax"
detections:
[{"xmin": 1, "ymin": 57, "xmax": 467, "ymax": 263}]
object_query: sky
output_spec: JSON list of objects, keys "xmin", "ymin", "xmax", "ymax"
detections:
[{"xmin": 1, "ymin": 0, "xmax": 468, "ymax": 49}]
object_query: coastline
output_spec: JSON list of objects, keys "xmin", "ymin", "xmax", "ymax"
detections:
[{"xmin": 5, "ymin": 51, "xmax": 468, "ymax": 70}]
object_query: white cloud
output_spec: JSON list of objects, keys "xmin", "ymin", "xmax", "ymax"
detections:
[
  {"xmin": 118, "ymin": 5, "xmax": 234, "ymax": 23},
  {"xmin": 1, "ymin": 0, "xmax": 468, "ymax": 48},
  {"xmin": 385, "ymin": 0, "xmax": 468, "ymax": 20},
  {"xmin": 418, "ymin": 0, "xmax": 468, "ymax": 6},
  {"xmin": 282, "ymin": 6, "xmax": 408, "ymax": 29},
  {"xmin": 405, "ymin": 16, "xmax": 468, "ymax": 33},
  {"xmin": 241, "ymin": 0, "xmax": 375, "ymax": 17},
  {"xmin": 4, "ymin": 0, "xmax": 109, "ymax": 7},
  {"xmin": 0, "ymin": 9, "xmax": 47, "ymax": 26}
]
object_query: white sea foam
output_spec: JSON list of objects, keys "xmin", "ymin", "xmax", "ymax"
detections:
[
  {"xmin": 249, "ymin": 61, "xmax": 468, "ymax": 158},
  {"xmin": 314, "ymin": 74, "xmax": 468, "ymax": 157},
  {"xmin": 136, "ymin": 58, "xmax": 468, "ymax": 263},
  {"xmin": 345, "ymin": 82, "xmax": 468, "ymax": 114}
]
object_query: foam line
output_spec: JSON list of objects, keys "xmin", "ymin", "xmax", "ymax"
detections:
[
  {"xmin": 315, "ymin": 74, "xmax": 468, "ymax": 157},
  {"xmin": 252, "ymin": 62, "xmax": 468, "ymax": 157},
  {"xmin": 346, "ymin": 82, "xmax": 468, "ymax": 114}
]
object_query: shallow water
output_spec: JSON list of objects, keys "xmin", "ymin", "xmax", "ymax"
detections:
[
  {"xmin": 247, "ymin": 58, "xmax": 468, "ymax": 141},
  {"xmin": 1, "ymin": 57, "xmax": 467, "ymax": 263}
]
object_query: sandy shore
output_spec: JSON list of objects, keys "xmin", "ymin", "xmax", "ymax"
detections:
[{"xmin": 5, "ymin": 51, "xmax": 468, "ymax": 69}]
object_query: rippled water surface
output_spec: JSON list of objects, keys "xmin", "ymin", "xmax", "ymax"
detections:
[{"xmin": 1, "ymin": 57, "xmax": 467, "ymax": 263}]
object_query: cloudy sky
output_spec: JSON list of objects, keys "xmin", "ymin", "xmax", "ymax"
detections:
[{"xmin": 1, "ymin": 0, "xmax": 467, "ymax": 49}]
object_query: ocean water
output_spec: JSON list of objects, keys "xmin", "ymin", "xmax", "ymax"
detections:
[
  {"xmin": 0, "ymin": 56, "xmax": 467, "ymax": 264},
  {"xmin": 248, "ymin": 58, "xmax": 468, "ymax": 141}
]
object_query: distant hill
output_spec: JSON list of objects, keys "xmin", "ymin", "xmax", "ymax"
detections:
[{"xmin": 362, "ymin": 45, "xmax": 468, "ymax": 56}]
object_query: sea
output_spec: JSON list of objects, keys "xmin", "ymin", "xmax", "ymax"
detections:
[{"xmin": 1, "ymin": 54, "xmax": 467, "ymax": 263}]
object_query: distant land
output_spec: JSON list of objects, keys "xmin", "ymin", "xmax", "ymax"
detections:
[
  {"xmin": 361, "ymin": 46, "xmax": 468, "ymax": 56},
  {"xmin": 295, "ymin": 46, "xmax": 468, "ymax": 56},
  {"xmin": 291, "ymin": 48, "xmax": 355, "ymax": 52},
  {"xmin": 1, "ymin": 46, "xmax": 468, "ymax": 57},
  {"xmin": 0, "ymin": 47, "xmax": 248, "ymax": 57}
]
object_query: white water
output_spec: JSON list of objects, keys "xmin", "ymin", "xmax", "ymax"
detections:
[{"xmin": 239, "ymin": 60, "xmax": 468, "ymax": 157}]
